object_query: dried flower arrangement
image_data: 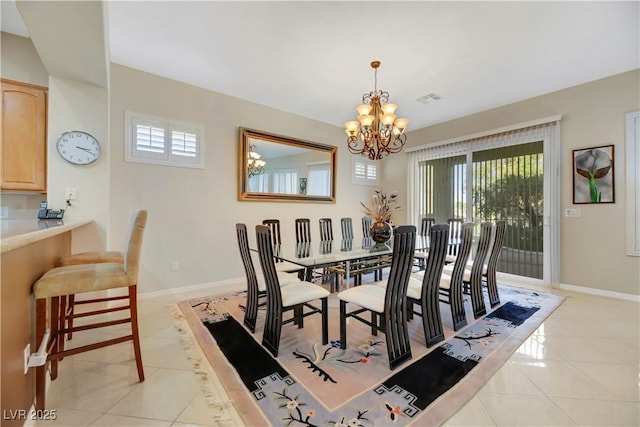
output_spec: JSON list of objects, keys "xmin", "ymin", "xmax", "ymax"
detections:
[{"xmin": 361, "ymin": 190, "xmax": 400, "ymax": 223}]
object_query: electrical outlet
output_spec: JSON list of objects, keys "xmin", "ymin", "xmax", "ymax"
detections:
[
  {"xmin": 0, "ymin": 206, "xmax": 8, "ymax": 219},
  {"xmin": 170, "ymin": 261, "xmax": 180, "ymax": 272},
  {"xmin": 24, "ymin": 343, "xmax": 30, "ymax": 374},
  {"xmin": 65, "ymin": 188, "xmax": 77, "ymax": 200}
]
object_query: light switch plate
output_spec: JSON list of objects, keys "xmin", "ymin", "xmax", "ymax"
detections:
[
  {"xmin": 565, "ymin": 208, "xmax": 581, "ymax": 217},
  {"xmin": 0, "ymin": 207, "xmax": 8, "ymax": 219}
]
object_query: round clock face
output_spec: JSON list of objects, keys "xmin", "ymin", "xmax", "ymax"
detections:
[{"xmin": 56, "ymin": 131, "xmax": 101, "ymax": 165}]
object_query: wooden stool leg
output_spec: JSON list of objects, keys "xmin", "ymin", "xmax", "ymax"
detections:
[
  {"xmin": 49, "ymin": 296, "xmax": 60, "ymax": 380},
  {"xmin": 67, "ymin": 294, "xmax": 75, "ymax": 340},
  {"xmin": 129, "ymin": 285, "xmax": 145, "ymax": 382},
  {"xmin": 35, "ymin": 298, "xmax": 47, "ymax": 411}
]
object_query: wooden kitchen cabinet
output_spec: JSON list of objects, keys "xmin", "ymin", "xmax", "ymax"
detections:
[{"xmin": 0, "ymin": 79, "xmax": 47, "ymax": 192}]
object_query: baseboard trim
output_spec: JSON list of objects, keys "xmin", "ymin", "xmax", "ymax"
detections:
[
  {"xmin": 139, "ymin": 277, "xmax": 245, "ymax": 300},
  {"xmin": 557, "ymin": 282, "xmax": 640, "ymax": 303}
]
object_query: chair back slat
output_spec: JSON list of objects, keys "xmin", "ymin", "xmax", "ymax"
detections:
[
  {"xmin": 362, "ymin": 216, "xmax": 372, "ymax": 238},
  {"xmin": 383, "ymin": 225, "xmax": 416, "ymax": 368},
  {"xmin": 262, "ymin": 219, "xmax": 282, "ymax": 245},
  {"xmin": 341, "ymin": 217, "xmax": 354, "ymax": 240},
  {"xmin": 422, "ymin": 224, "xmax": 450, "ymax": 291},
  {"xmin": 447, "ymin": 218, "xmax": 464, "ymax": 257},
  {"xmin": 420, "ymin": 217, "xmax": 435, "ymax": 236},
  {"xmin": 319, "ymin": 218, "xmax": 334, "ymax": 241},
  {"xmin": 295, "ymin": 218, "xmax": 312, "ymax": 243}
]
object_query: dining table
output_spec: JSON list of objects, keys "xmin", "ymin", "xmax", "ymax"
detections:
[{"xmin": 269, "ymin": 235, "xmax": 431, "ymax": 290}]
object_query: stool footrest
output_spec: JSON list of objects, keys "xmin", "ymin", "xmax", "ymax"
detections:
[
  {"xmin": 62, "ymin": 317, "xmax": 131, "ymax": 334},
  {"xmin": 70, "ymin": 305, "xmax": 130, "ymax": 319},
  {"xmin": 48, "ymin": 335, "xmax": 134, "ymax": 361}
]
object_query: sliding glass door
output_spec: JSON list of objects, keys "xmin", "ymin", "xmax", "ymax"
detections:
[{"xmin": 413, "ymin": 141, "xmax": 545, "ymax": 279}]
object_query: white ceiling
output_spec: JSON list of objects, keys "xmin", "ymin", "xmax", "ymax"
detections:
[{"xmin": 3, "ymin": 1, "xmax": 639, "ymax": 131}]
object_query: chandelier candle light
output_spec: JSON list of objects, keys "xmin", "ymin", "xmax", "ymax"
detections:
[
  {"xmin": 345, "ymin": 61, "xmax": 409, "ymax": 160},
  {"xmin": 247, "ymin": 144, "xmax": 266, "ymax": 177}
]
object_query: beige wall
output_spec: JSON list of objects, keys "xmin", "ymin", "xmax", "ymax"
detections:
[
  {"xmin": 383, "ymin": 70, "xmax": 640, "ymax": 296},
  {"xmin": 110, "ymin": 64, "xmax": 373, "ymax": 293}
]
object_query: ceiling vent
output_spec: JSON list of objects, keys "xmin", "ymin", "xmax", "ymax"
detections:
[{"xmin": 416, "ymin": 93, "xmax": 441, "ymax": 104}]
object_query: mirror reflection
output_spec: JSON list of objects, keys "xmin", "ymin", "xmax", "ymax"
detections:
[{"xmin": 239, "ymin": 128, "xmax": 337, "ymax": 203}]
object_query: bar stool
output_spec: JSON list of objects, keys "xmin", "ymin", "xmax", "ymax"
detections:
[{"xmin": 33, "ymin": 210, "xmax": 148, "ymax": 410}]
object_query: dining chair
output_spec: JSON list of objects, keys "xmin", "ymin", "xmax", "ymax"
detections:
[
  {"xmin": 406, "ymin": 223, "xmax": 450, "ymax": 347},
  {"xmin": 485, "ymin": 220, "xmax": 506, "ymax": 307},
  {"xmin": 33, "ymin": 210, "xmax": 148, "ymax": 410},
  {"xmin": 255, "ymin": 225, "xmax": 329, "ymax": 357},
  {"xmin": 340, "ymin": 217, "xmax": 354, "ymax": 240},
  {"xmin": 414, "ymin": 217, "xmax": 435, "ymax": 269},
  {"xmin": 262, "ymin": 219, "xmax": 305, "ymax": 276},
  {"xmin": 319, "ymin": 218, "xmax": 334, "ymax": 241},
  {"xmin": 236, "ymin": 223, "xmax": 300, "ymax": 333},
  {"xmin": 438, "ymin": 222, "xmax": 474, "ymax": 331},
  {"xmin": 337, "ymin": 225, "xmax": 416, "ymax": 370},
  {"xmin": 295, "ymin": 218, "xmax": 312, "ymax": 243}
]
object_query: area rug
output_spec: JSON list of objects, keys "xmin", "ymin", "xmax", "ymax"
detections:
[{"xmin": 173, "ymin": 284, "xmax": 564, "ymax": 426}]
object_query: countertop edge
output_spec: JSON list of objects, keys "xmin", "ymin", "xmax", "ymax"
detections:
[{"xmin": 1, "ymin": 219, "xmax": 94, "ymax": 254}]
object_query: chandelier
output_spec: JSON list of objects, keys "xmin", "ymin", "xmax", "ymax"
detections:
[
  {"xmin": 344, "ymin": 61, "xmax": 409, "ymax": 160},
  {"xmin": 247, "ymin": 144, "xmax": 266, "ymax": 177}
]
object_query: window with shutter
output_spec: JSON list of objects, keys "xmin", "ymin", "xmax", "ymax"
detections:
[
  {"xmin": 125, "ymin": 111, "xmax": 204, "ymax": 168},
  {"xmin": 352, "ymin": 157, "xmax": 379, "ymax": 186}
]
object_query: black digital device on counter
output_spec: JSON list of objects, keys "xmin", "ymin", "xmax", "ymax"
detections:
[{"xmin": 37, "ymin": 201, "xmax": 65, "ymax": 220}]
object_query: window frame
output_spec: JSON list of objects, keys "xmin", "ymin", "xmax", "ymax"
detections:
[{"xmin": 125, "ymin": 111, "xmax": 204, "ymax": 169}]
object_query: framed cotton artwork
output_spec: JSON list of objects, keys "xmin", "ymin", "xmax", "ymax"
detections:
[{"xmin": 572, "ymin": 144, "xmax": 615, "ymax": 204}]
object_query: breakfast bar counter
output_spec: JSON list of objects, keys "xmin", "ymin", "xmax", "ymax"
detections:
[{"xmin": 1, "ymin": 218, "xmax": 92, "ymax": 426}]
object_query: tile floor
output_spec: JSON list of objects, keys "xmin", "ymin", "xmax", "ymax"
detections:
[{"xmin": 28, "ymin": 279, "xmax": 639, "ymax": 427}]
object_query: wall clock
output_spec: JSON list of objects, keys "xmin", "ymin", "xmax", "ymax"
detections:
[{"xmin": 56, "ymin": 131, "xmax": 101, "ymax": 165}]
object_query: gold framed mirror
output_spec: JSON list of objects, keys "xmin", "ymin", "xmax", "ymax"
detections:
[{"xmin": 238, "ymin": 128, "xmax": 337, "ymax": 203}]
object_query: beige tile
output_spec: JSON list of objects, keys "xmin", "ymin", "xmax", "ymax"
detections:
[
  {"xmin": 510, "ymin": 334, "xmax": 564, "ymax": 362},
  {"xmin": 91, "ymin": 414, "xmax": 172, "ymax": 426},
  {"xmin": 26, "ymin": 408, "xmax": 101, "ymax": 427},
  {"xmin": 551, "ymin": 397, "xmax": 640, "ymax": 426},
  {"xmin": 569, "ymin": 361, "xmax": 640, "ymax": 401},
  {"xmin": 478, "ymin": 393, "xmax": 576, "ymax": 426},
  {"xmin": 106, "ymin": 368, "xmax": 201, "ymax": 421},
  {"xmin": 136, "ymin": 335, "xmax": 194, "ymax": 370},
  {"xmin": 46, "ymin": 360, "xmax": 154, "ymax": 413},
  {"xmin": 511, "ymin": 359, "xmax": 611, "ymax": 400},
  {"xmin": 443, "ymin": 395, "xmax": 496, "ymax": 426},
  {"xmin": 478, "ymin": 361, "xmax": 544, "ymax": 396}
]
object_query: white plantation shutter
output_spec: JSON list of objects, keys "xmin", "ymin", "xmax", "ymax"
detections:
[
  {"xmin": 125, "ymin": 111, "xmax": 204, "ymax": 168},
  {"xmin": 171, "ymin": 131, "xmax": 197, "ymax": 157},
  {"xmin": 272, "ymin": 169, "xmax": 298, "ymax": 194},
  {"xmin": 352, "ymin": 157, "xmax": 378, "ymax": 185}
]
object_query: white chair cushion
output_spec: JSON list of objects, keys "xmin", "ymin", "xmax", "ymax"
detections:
[
  {"xmin": 337, "ymin": 285, "xmax": 386, "ymax": 313},
  {"xmin": 406, "ymin": 277, "xmax": 423, "ymax": 300},
  {"xmin": 275, "ymin": 261, "xmax": 304, "ymax": 273},
  {"xmin": 441, "ymin": 264, "xmax": 470, "ymax": 281},
  {"xmin": 445, "ymin": 254, "xmax": 457, "ymax": 264},
  {"xmin": 256, "ymin": 271, "xmax": 300, "ymax": 292},
  {"xmin": 413, "ymin": 251, "xmax": 429, "ymax": 259},
  {"xmin": 281, "ymin": 281, "xmax": 329, "ymax": 307},
  {"xmin": 440, "ymin": 273, "xmax": 452, "ymax": 290}
]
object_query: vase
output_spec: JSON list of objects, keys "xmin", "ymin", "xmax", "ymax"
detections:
[{"xmin": 371, "ymin": 221, "xmax": 392, "ymax": 243}]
